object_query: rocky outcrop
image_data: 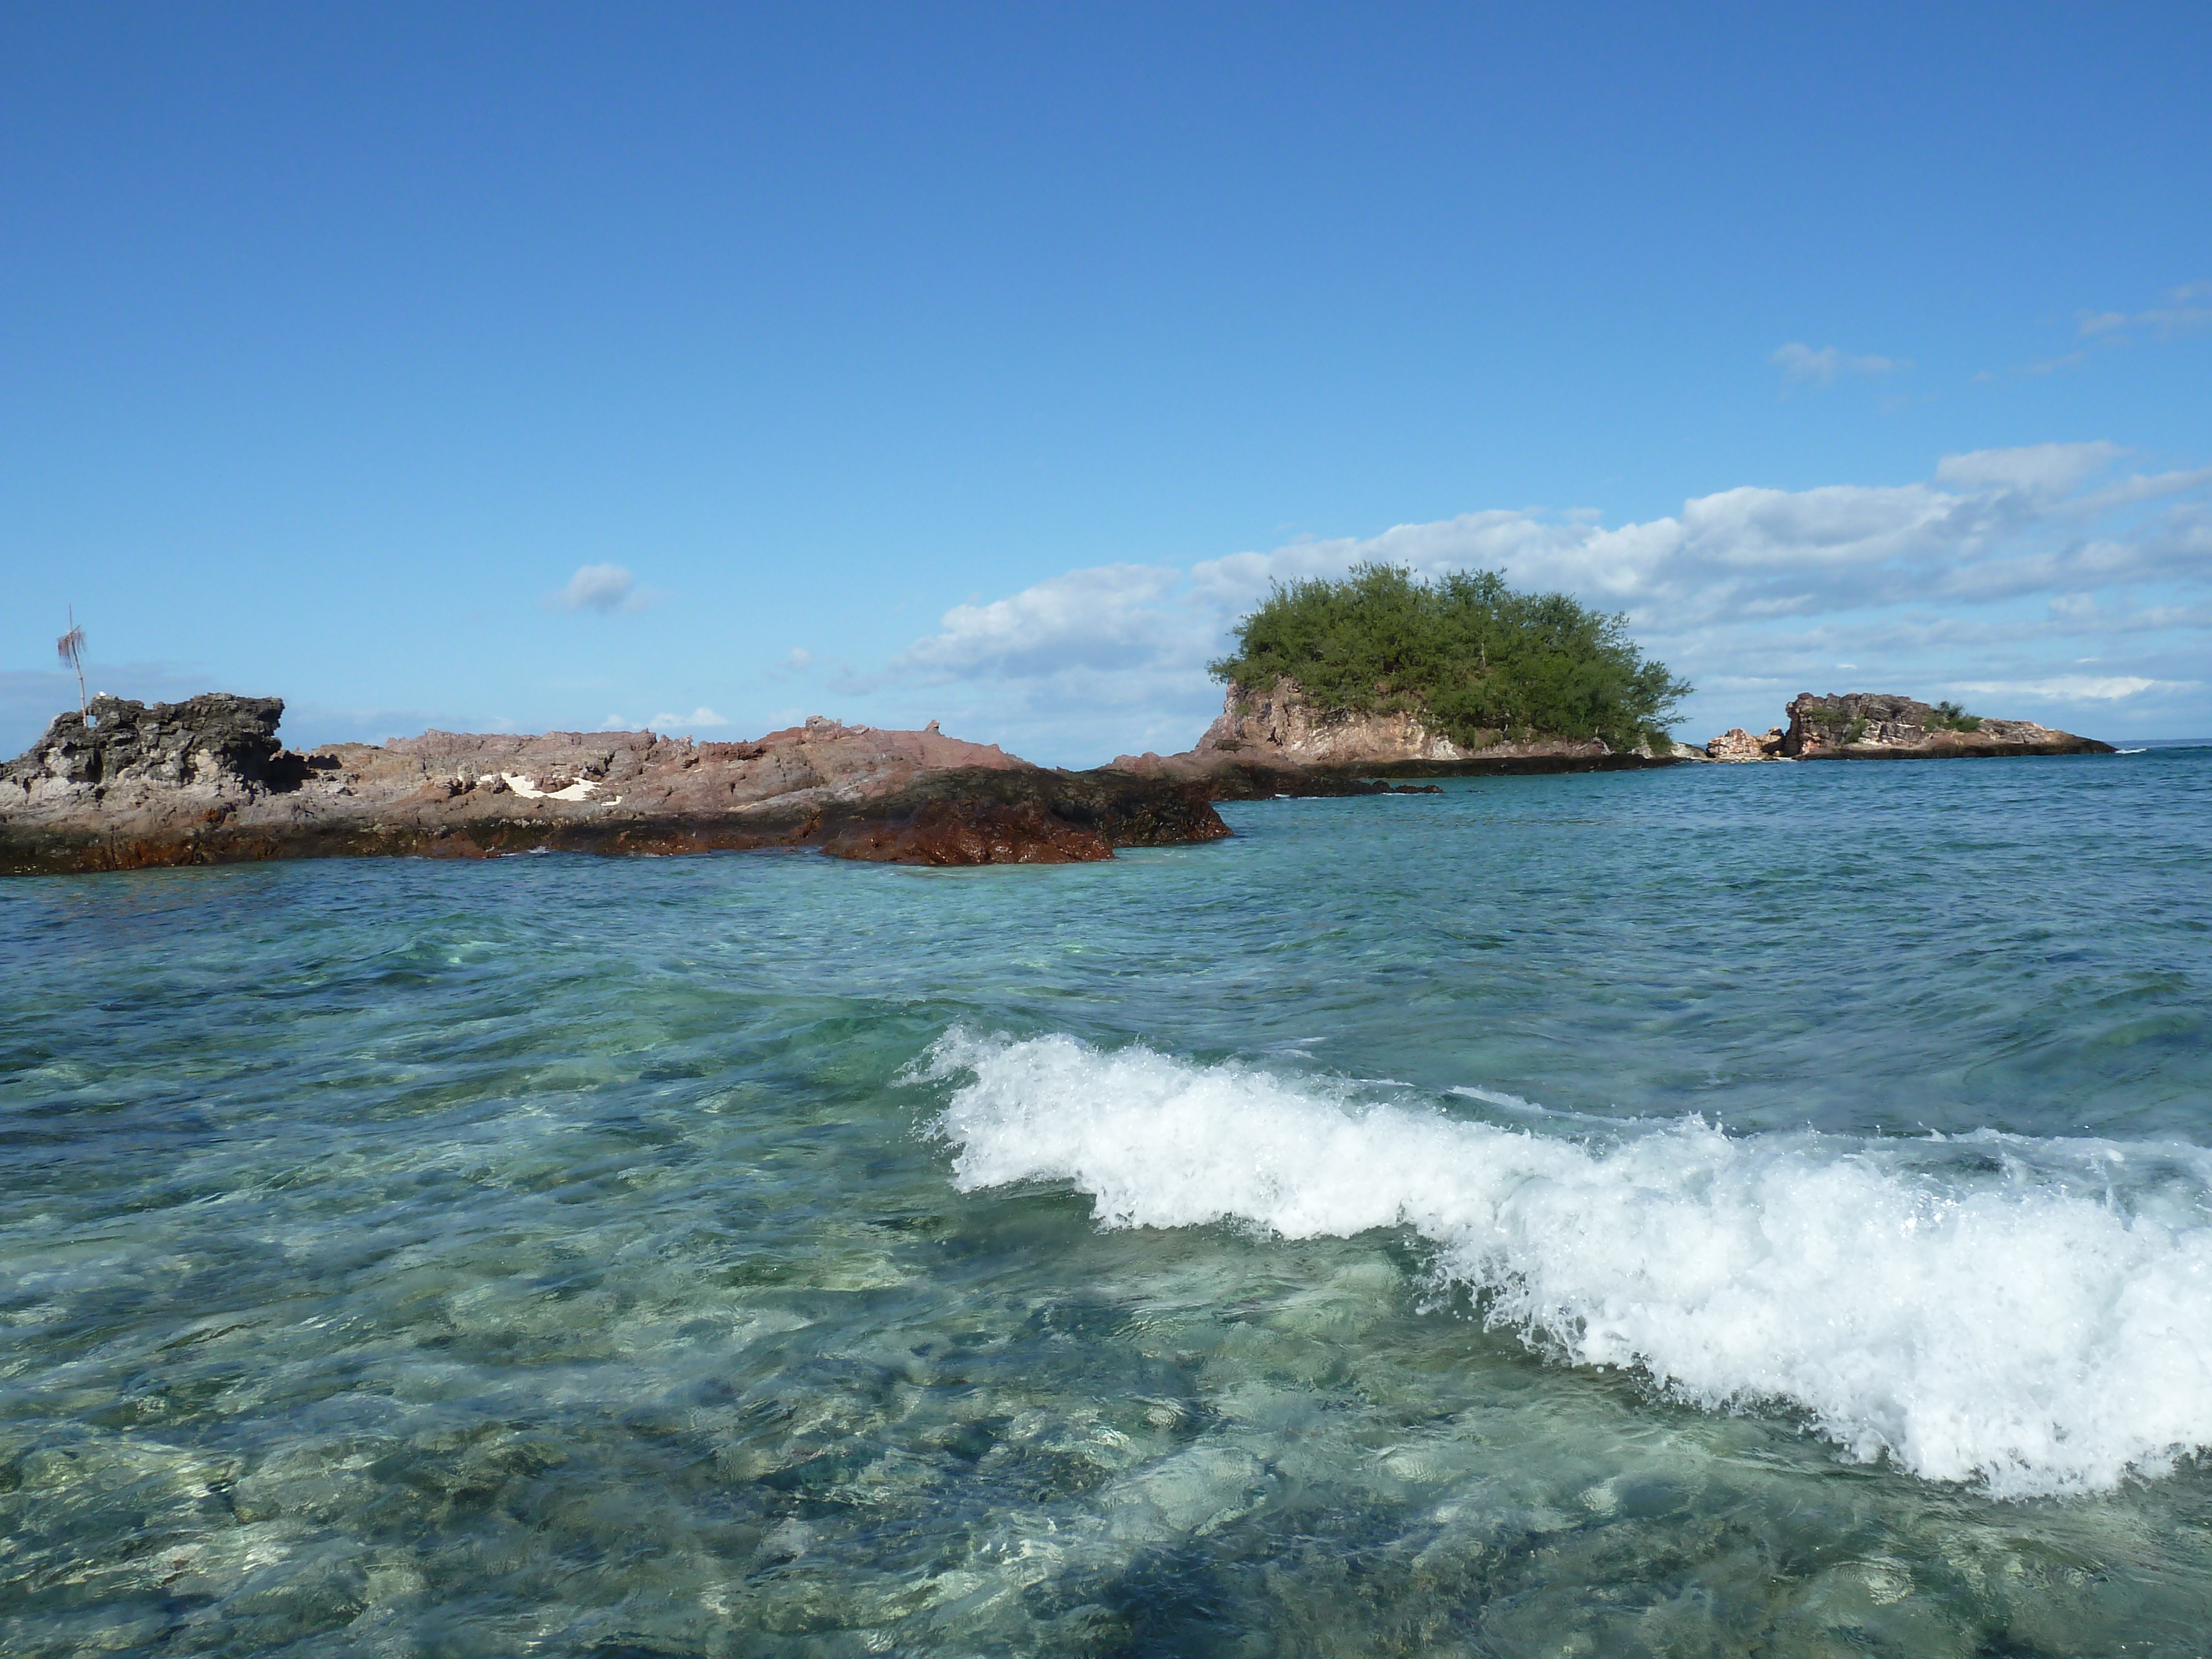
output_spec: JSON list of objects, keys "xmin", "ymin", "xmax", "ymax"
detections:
[
  {"xmin": 2, "ymin": 693, "xmax": 301, "ymax": 802},
  {"xmin": 1780, "ymin": 693, "xmax": 2112, "ymax": 760},
  {"xmin": 1705, "ymin": 727, "xmax": 1787, "ymax": 762},
  {"xmin": 0, "ymin": 697, "xmax": 1229, "ymax": 877},
  {"xmin": 1110, "ymin": 679, "xmax": 1673, "ymax": 797},
  {"xmin": 816, "ymin": 765, "xmax": 1229, "ymax": 864},
  {"xmin": 1190, "ymin": 678, "xmax": 1498, "ymax": 766}
]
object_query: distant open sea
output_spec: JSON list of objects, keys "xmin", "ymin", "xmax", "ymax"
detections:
[{"xmin": 6, "ymin": 747, "xmax": 2211, "ymax": 1656}]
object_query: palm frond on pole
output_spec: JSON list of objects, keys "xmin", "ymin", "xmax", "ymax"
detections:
[{"xmin": 56, "ymin": 606, "xmax": 88, "ymax": 721}]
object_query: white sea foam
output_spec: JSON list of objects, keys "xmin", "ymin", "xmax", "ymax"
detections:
[{"xmin": 919, "ymin": 1029, "xmax": 2212, "ymax": 1497}]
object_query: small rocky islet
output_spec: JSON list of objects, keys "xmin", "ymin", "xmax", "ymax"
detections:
[
  {"xmin": 1698, "ymin": 691, "xmax": 2112, "ymax": 763},
  {"xmin": 0, "ymin": 680, "xmax": 2115, "ymax": 877},
  {"xmin": 0, "ymin": 564, "xmax": 2112, "ymax": 875},
  {"xmin": 0, "ymin": 695, "xmax": 1227, "ymax": 877}
]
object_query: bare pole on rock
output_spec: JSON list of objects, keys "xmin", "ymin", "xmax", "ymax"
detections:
[{"xmin": 57, "ymin": 606, "xmax": 88, "ymax": 720}]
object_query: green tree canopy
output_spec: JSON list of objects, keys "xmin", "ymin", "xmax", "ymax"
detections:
[{"xmin": 1209, "ymin": 562, "xmax": 1690, "ymax": 752}]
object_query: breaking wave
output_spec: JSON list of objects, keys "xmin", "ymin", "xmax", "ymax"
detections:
[{"xmin": 917, "ymin": 1029, "xmax": 2212, "ymax": 1498}]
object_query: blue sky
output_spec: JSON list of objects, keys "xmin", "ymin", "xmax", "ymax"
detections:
[{"xmin": 4, "ymin": 2, "xmax": 2208, "ymax": 763}]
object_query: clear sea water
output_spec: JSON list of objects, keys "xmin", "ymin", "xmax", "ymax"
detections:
[{"xmin": 5, "ymin": 749, "xmax": 2211, "ymax": 1657}]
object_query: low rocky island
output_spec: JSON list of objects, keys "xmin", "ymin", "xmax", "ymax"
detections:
[
  {"xmin": 0, "ymin": 695, "xmax": 1228, "ymax": 877},
  {"xmin": 0, "ymin": 563, "xmax": 2116, "ymax": 876},
  {"xmin": 1699, "ymin": 692, "xmax": 2112, "ymax": 763},
  {"xmin": 0, "ymin": 682, "xmax": 2119, "ymax": 877},
  {"xmin": 1112, "ymin": 562, "xmax": 1692, "ymax": 796},
  {"xmin": 1110, "ymin": 676, "xmax": 1676, "ymax": 798}
]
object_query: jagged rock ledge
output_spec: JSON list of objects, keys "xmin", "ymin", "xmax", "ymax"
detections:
[
  {"xmin": 1698, "ymin": 693, "xmax": 2114, "ymax": 763},
  {"xmin": 1112, "ymin": 680, "xmax": 2112, "ymax": 791},
  {"xmin": 0, "ymin": 695, "xmax": 1229, "ymax": 877},
  {"xmin": 1110, "ymin": 678, "xmax": 1681, "ymax": 797}
]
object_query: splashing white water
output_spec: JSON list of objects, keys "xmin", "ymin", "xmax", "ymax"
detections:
[{"xmin": 917, "ymin": 1029, "xmax": 2212, "ymax": 1497}]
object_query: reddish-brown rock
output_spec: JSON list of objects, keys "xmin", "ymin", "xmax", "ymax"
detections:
[
  {"xmin": 821, "ymin": 799, "xmax": 1114, "ymax": 865},
  {"xmin": 1110, "ymin": 678, "xmax": 1679, "ymax": 798},
  {"xmin": 0, "ymin": 696, "xmax": 1228, "ymax": 877},
  {"xmin": 1705, "ymin": 727, "xmax": 1787, "ymax": 761},
  {"xmin": 1780, "ymin": 693, "xmax": 2112, "ymax": 759}
]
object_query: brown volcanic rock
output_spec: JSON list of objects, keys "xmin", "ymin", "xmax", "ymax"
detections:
[
  {"xmin": 1705, "ymin": 726, "xmax": 1787, "ymax": 761},
  {"xmin": 1781, "ymin": 693, "xmax": 2113, "ymax": 759},
  {"xmin": 1187, "ymin": 677, "xmax": 1509, "ymax": 766},
  {"xmin": 3, "ymin": 692, "xmax": 298, "ymax": 799},
  {"xmin": 0, "ymin": 697, "xmax": 1228, "ymax": 876},
  {"xmin": 1188, "ymin": 677, "xmax": 1619, "ymax": 768},
  {"xmin": 1111, "ymin": 678, "xmax": 1676, "ymax": 798},
  {"xmin": 820, "ymin": 765, "xmax": 1228, "ymax": 864},
  {"xmin": 822, "ymin": 797, "xmax": 1114, "ymax": 865}
]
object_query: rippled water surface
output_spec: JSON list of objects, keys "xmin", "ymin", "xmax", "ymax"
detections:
[{"xmin": 4, "ymin": 749, "xmax": 2211, "ymax": 1656}]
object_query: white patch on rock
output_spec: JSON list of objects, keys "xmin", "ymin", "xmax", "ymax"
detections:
[{"xmin": 495, "ymin": 772, "xmax": 600, "ymax": 801}]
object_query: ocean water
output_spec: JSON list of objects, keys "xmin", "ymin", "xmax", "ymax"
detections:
[{"xmin": 4, "ymin": 749, "xmax": 2211, "ymax": 1657}]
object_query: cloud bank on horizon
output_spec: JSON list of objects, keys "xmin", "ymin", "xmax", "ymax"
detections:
[
  {"xmin": 833, "ymin": 442, "xmax": 2210, "ymax": 764},
  {"xmin": 4, "ymin": 443, "xmax": 2203, "ymax": 768}
]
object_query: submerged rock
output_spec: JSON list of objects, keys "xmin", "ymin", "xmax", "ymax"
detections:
[{"xmin": 0, "ymin": 698, "xmax": 1229, "ymax": 877}]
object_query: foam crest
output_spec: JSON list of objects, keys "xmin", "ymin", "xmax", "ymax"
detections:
[{"xmin": 919, "ymin": 1029, "xmax": 2212, "ymax": 1496}]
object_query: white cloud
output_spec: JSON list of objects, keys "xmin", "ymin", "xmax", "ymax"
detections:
[
  {"xmin": 1933, "ymin": 442, "xmax": 2125, "ymax": 495},
  {"xmin": 1970, "ymin": 361, "xmax": 2085, "ymax": 383},
  {"xmin": 649, "ymin": 706, "xmax": 730, "ymax": 731},
  {"xmin": 546, "ymin": 563, "xmax": 654, "ymax": 614},
  {"xmin": 2137, "ymin": 308, "xmax": 2212, "ymax": 338},
  {"xmin": 759, "ymin": 646, "xmax": 819, "ymax": 683},
  {"xmin": 2077, "ymin": 283, "xmax": 2212, "ymax": 341},
  {"xmin": 1770, "ymin": 343, "xmax": 1910, "ymax": 385},
  {"xmin": 858, "ymin": 442, "xmax": 2212, "ymax": 761},
  {"xmin": 886, "ymin": 564, "xmax": 1193, "ymax": 680},
  {"xmin": 1953, "ymin": 676, "xmax": 2196, "ymax": 702}
]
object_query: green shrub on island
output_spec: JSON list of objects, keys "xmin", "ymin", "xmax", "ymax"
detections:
[
  {"xmin": 1209, "ymin": 562, "xmax": 1691, "ymax": 753},
  {"xmin": 1806, "ymin": 706, "xmax": 1870, "ymax": 743},
  {"xmin": 1929, "ymin": 700, "xmax": 1983, "ymax": 733}
]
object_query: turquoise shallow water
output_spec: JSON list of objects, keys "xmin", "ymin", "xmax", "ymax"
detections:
[{"xmin": 4, "ymin": 748, "xmax": 2211, "ymax": 1655}]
